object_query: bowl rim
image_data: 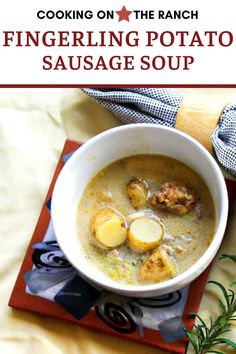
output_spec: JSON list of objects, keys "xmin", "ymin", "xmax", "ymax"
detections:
[{"xmin": 51, "ymin": 123, "xmax": 229, "ymax": 295}]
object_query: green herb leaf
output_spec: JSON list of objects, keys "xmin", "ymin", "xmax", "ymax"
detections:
[
  {"xmin": 216, "ymin": 337, "xmax": 236, "ymax": 348},
  {"xmin": 183, "ymin": 328, "xmax": 199, "ymax": 352},
  {"xmin": 208, "ymin": 280, "xmax": 230, "ymax": 308},
  {"xmin": 219, "ymin": 254, "xmax": 236, "ymax": 262}
]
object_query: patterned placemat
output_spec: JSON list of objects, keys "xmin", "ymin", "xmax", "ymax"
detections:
[{"xmin": 9, "ymin": 139, "xmax": 236, "ymax": 354}]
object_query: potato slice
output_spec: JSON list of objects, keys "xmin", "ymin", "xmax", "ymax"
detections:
[
  {"xmin": 126, "ymin": 178, "xmax": 148, "ymax": 209},
  {"xmin": 96, "ymin": 218, "xmax": 127, "ymax": 248},
  {"xmin": 139, "ymin": 248, "xmax": 177, "ymax": 283},
  {"xmin": 128, "ymin": 217, "xmax": 164, "ymax": 253},
  {"xmin": 91, "ymin": 208, "xmax": 127, "ymax": 248},
  {"xmin": 91, "ymin": 208, "xmax": 122, "ymax": 235}
]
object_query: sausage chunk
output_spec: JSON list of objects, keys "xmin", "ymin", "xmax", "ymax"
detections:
[{"xmin": 150, "ymin": 181, "xmax": 195, "ymax": 215}]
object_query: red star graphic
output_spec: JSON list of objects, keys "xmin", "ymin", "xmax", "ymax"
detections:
[{"xmin": 116, "ymin": 6, "xmax": 132, "ymax": 22}]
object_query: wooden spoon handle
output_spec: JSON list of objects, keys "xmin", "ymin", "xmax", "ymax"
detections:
[{"xmin": 175, "ymin": 93, "xmax": 230, "ymax": 154}]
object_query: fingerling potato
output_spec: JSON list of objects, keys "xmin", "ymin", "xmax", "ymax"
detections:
[
  {"xmin": 128, "ymin": 217, "xmax": 164, "ymax": 253},
  {"xmin": 139, "ymin": 247, "xmax": 177, "ymax": 283}
]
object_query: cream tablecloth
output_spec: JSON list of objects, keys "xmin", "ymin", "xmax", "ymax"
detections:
[{"xmin": 0, "ymin": 88, "xmax": 235, "ymax": 354}]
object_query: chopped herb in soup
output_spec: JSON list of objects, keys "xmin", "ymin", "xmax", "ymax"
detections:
[{"xmin": 77, "ymin": 155, "xmax": 215, "ymax": 285}]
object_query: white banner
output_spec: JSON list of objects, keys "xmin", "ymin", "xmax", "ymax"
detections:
[{"xmin": 0, "ymin": 0, "xmax": 235, "ymax": 84}]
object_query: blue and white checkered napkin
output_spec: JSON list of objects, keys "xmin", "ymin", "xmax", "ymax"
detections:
[{"xmin": 82, "ymin": 88, "xmax": 236, "ymax": 177}]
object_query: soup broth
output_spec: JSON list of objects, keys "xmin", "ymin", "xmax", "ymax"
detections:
[{"xmin": 77, "ymin": 155, "xmax": 215, "ymax": 285}]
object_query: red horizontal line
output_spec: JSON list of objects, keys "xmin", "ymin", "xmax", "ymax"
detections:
[{"xmin": 0, "ymin": 84, "xmax": 236, "ymax": 88}]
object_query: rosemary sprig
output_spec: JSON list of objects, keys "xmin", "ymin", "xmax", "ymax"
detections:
[
  {"xmin": 219, "ymin": 254, "xmax": 236, "ymax": 263},
  {"xmin": 184, "ymin": 255, "xmax": 236, "ymax": 354}
]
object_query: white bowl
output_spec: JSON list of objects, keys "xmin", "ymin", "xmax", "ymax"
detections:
[{"xmin": 51, "ymin": 124, "xmax": 228, "ymax": 297}]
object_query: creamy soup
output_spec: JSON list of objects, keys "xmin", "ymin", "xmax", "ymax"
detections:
[{"xmin": 77, "ymin": 155, "xmax": 215, "ymax": 285}]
